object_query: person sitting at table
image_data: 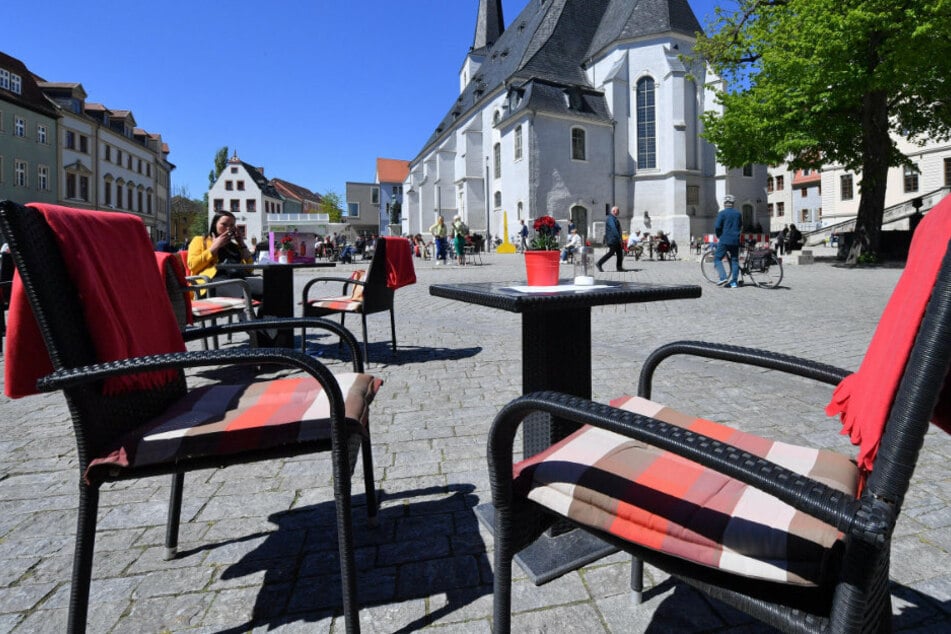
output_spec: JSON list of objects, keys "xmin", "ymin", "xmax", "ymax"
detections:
[
  {"xmin": 187, "ymin": 210, "xmax": 263, "ymax": 298},
  {"xmin": 561, "ymin": 227, "xmax": 583, "ymax": 262}
]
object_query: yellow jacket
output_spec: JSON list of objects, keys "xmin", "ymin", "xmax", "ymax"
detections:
[{"xmin": 186, "ymin": 235, "xmax": 251, "ymax": 279}]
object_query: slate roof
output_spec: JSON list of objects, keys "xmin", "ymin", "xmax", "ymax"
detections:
[
  {"xmin": 0, "ymin": 51, "xmax": 59, "ymax": 118},
  {"xmin": 416, "ymin": 0, "xmax": 700, "ymax": 160},
  {"xmin": 241, "ymin": 162, "xmax": 282, "ymax": 199},
  {"xmin": 471, "ymin": 0, "xmax": 505, "ymax": 54}
]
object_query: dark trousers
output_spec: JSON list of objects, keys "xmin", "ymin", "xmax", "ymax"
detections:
[{"xmin": 597, "ymin": 242, "xmax": 624, "ymax": 270}]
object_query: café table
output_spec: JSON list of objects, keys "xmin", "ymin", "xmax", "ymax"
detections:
[
  {"xmin": 217, "ymin": 261, "xmax": 336, "ymax": 347},
  {"xmin": 429, "ymin": 280, "xmax": 702, "ymax": 583}
]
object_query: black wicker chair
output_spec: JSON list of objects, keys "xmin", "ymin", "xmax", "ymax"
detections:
[
  {"xmin": 301, "ymin": 236, "xmax": 400, "ymax": 362},
  {"xmin": 0, "ymin": 200, "xmax": 380, "ymax": 634},
  {"xmin": 489, "ymin": 235, "xmax": 951, "ymax": 632}
]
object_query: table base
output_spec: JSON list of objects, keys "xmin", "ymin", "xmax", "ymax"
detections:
[{"xmin": 474, "ymin": 503, "xmax": 617, "ymax": 585}]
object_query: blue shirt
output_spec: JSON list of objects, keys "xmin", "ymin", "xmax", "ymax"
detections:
[
  {"xmin": 604, "ymin": 213, "xmax": 622, "ymax": 246},
  {"xmin": 714, "ymin": 207, "xmax": 742, "ymax": 246}
]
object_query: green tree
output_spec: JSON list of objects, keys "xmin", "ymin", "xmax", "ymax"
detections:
[
  {"xmin": 694, "ymin": 0, "xmax": 951, "ymax": 259},
  {"xmin": 170, "ymin": 186, "xmax": 207, "ymax": 245},
  {"xmin": 319, "ymin": 190, "xmax": 344, "ymax": 223},
  {"xmin": 208, "ymin": 146, "xmax": 229, "ymax": 190}
]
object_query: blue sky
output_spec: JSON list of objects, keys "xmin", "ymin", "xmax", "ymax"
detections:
[{"xmin": 5, "ymin": 0, "xmax": 721, "ymax": 200}]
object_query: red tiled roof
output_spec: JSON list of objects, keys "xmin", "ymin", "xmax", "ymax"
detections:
[{"xmin": 376, "ymin": 158, "xmax": 410, "ymax": 184}]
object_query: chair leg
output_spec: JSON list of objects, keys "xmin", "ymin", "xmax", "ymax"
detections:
[
  {"xmin": 68, "ymin": 483, "xmax": 100, "ymax": 634},
  {"xmin": 332, "ymin": 445, "xmax": 360, "ymax": 633},
  {"xmin": 164, "ymin": 472, "xmax": 185, "ymax": 560},
  {"xmin": 361, "ymin": 436, "xmax": 378, "ymax": 527},
  {"xmin": 388, "ymin": 308, "xmax": 396, "ymax": 353},
  {"xmin": 631, "ymin": 556, "xmax": 644, "ymax": 604},
  {"xmin": 493, "ymin": 508, "xmax": 514, "ymax": 634},
  {"xmin": 360, "ymin": 314, "xmax": 369, "ymax": 365}
]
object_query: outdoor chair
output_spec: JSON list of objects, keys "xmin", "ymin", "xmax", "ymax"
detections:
[
  {"xmin": 0, "ymin": 200, "xmax": 382, "ymax": 634},
  {"xmin": 301, "ymin": 236, "xmax": 416, "ymax": 363},
  {"xmin": 488, "ymin": 197, "xmax": 951, "ymax": 633},
  {"xmin": 175, "ymin": 249, "xmax": 258, "ymax": 348}
]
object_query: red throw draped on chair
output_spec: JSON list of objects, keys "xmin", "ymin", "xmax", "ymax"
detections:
[
  {"xmin": 5, "ymin": 203, "xmax": 185, "ymax": 398},
  {"xmin": 383, "ymin": 236, "xmax": 416, "ymax": 289},
  {"xmin": 826, "ymin": 194, "xmax": 951, "ymax": 473}
]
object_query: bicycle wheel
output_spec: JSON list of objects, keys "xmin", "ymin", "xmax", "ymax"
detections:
[
  {"xmin": 700, "ymin": 249, "xmax": 732, "ymax": 284},
  {"xmin": 747, "ymin": 253, "xmax": 784, "ymax": 288}
]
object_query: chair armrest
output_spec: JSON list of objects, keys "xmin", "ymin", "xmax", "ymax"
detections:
[
  {"xmin": 186, "ymin": 274, "xmax": 212, "ymax": 284},
  {"xmin": 638, "ymin": 340, "xmax": 851, "ymax": 399},
  {"xmin": 487, "ymin": 391, "xmax": 889, "ymax": 546},
  {"xmin": 186, "ymin": 278, "xmax": 255, "ymax": 317},
  {"xmin": 302, "ymin": 276, "xmax": 366, "ymax": 301}
]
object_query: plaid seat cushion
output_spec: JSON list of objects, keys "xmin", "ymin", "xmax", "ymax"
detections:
[
  {"xmin": 85, "ymin": 372, "xmax": 382, "ymax": 483},
  {"xmin": 306, "ymin": 297, "xmax": 363, "ymax": 313},
  {"xmin": 513, "ymin": 395, "xmax": 860, "ymax": 587},
  {"xmin": 190, "ymin": 297, "xmax": 258, "ymax": 318}
]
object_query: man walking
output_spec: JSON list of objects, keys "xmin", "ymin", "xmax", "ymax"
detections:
[
  {"xmin": 596, "ymin": 206, "xmax": 625, "ymax": 272},
  {"xmin": 713, "ymin": 194, "xmax": 742, "ymax": 288}
]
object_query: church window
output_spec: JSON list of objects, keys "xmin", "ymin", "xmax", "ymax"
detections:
[
  {"xmin": 514, "ymin": 126, "xmax": 523, "ymax": 160},
  {"xmin": 494, "ymin": 143, "xmax": 501, "ymax": 178},
  {"xmin": 636, "ymin": 77, "xmax": 656, "ymax": 169},
  {"xmin": 571, "ymin": 127, "xmax": 586, "ymax": 161},
  {"xmin": 494, "ymin": 191, "xmax": 502, "ymax": 208}
]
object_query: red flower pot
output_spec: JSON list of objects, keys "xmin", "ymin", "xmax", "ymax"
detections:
[{"xmin": 524, "ymin": 250, "xmax": 561, "ymax": 286}]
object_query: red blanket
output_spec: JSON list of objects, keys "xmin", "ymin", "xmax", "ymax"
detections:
[
  {"xmin": 5, "ymin": 204, "xmax": 186, "ymax": 398},
  {"xmin": 826, "ymin": 195, "xmax": 951, "ymax": 474},
  {"xmin": 155, "ymin": 252, "xmax": 193, "ymax": 325},
  {"xmin": 383, "ymin": 237, "xmax": 416, "ymax": 289}
]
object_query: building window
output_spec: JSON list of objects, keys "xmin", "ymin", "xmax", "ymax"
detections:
[
  {"xmin": 146, "ymin": 163, "xmax": 151, "ymax": 177},
  {"xmin": 37, "ymin": 165, "xmax": 49, "ymax": 191},
  {"xmin": 10, "ymin": 73, "xmax": 21, "ymax": 94},
  {"xmin": 104, "ymin": 181, "xmax": 112, "ymax": 206},
  {"xmin": 147, "ymin": 193, "xmax": 153, "ymax": 214},
  {"xmin": 743, "ymin": 165, "xmax": 753, "ymax": 177},
  {"xmin": 116, "ymin": 184, "xmax": 123, "ymax": 208},
  {"xmin": 37, "ymin": 125, "xmax": 47, "ymax": 144},
  {"xmin": 494, "ymin": 191, "xmax": 502, "ymax": 208},
  {"xmin": 225, "ymin": 180, "xmax": 233, "ymax": 190},
  {"xmin": 80, "ymin": 176, "xmax": 89, "ymax": 202},
  {"xmin": 230, "ymin": 166, "xmax": 238, "ymax": 174},
  {"xmin": 636, "ymin": 77, "xmax": 656, "ymax": 169},
  {"xmin": 137, "ymin": 189, "xmax": 143, "ymax": 212},
  {"xmin": 686, "ymin": 185, "xmax": 699, "ymax": 205},
  {"xmin": 903, "ymin": 166, "xmax": 919, "ymax": 193},
  {"xmin": 944, "ymin": 158, "xmax": 951, "ymax": 186},
  {"xmin": 801, "ymin": 188, "xmax": 808, "ymax": 198},
  {"xmin": 104, "ymin": 145, "xmax": 111, "ymax": 161},
  {"xmin": 767, "ymin": 203, "xmax": 774, "ymax": 216},
  {"xmin": 237, "ymin": 180, "xmax": 244, "ymax": 191},
  {"xmin": 66, "ymin": 172, "xmax": 76, "ymax": 198},
  {"xmin": 494, "ymin": 142, "xmax": 501, "ymax": 178},
  {"xmin": 776, "ymin": 175, "xmax": 784, "ymax": 190},
  {"xmin": 128, "ymin": 184, "xmax": 134, "ymax": 209},
  {"xmin": 371, "ymin": 188, "xmax": 380, "ymax": 204},
  {"xmin": 15, "ymin": 117, "xmax": 25, "ymax": 137},
  {"xmin": 517, "ymin": 201, "xmax": 524, "ymax": 219},
  {"xmin": 570, "ymin": 127, "xmax": 586, "ymax": 161},
  {"xmin": 79, "ymin": 135, "xmax": 88, "ymax": 154},
  {"xmin": 347, "ymin": 202, "xmax": 359, "ymax": 217},
  {"xmin": 246, "ymin": 199, "xmax": 256, "ymax": 213},
  {"xmin": 776, "ymin": 202, "xmax": 785, "ymax": 217},
  {"xmin": 767, "ymin": 176, "xmax": 774, "ymax": 192},
  {"xmin": 127, "ymin": 156, "xmax": 132, "ymax": 169},
  {"xmin": 116, "ymin": 149, "xmax": 122, "ymax": 164},
  {"xmin": 65, "ymin": 130, "xmax": 75, "ymax": 149},
  {"xmin": 230, "ymin": 199, "xmax": 240, "ymax": 213},
  {"xmin": 840, "ymin": 174, "xmax": 853, "ymax": 200},
  {"xmin": 15, "ymin": 160, "xmax": 28, "ymax": 187},
  {"xmin": 0, "ymin": 69, "xmax": 9, "ymax": 90},
  {"xmin": 514, "ymin": 125, "xmax": 523, "ymax": 160},
  {"xmin": 213, "ymin": 198, "xmax": 223, "ymax": 211},
  {"xmin": 137, "ymin": 159, "xmax": 142, "ymax": 174}
]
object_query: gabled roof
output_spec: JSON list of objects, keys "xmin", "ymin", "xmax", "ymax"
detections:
[
  {"xmin": 376, "ymin": 158, "xmax": 411, "ymax": 184},
  {"xmin": 271, "ymin": 178, "xmax": 322, "ymax": 204},
  {"xmin": 417, "ymin": 0, "xmax": 700, "ymax": 160},
  {"xmin": 240, "ymin": 162, "xmax": 282, "ymax": 199}
]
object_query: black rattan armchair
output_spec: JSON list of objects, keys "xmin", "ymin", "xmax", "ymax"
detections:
[
  {"xmin": 0, "ymin": 200, "xmax": 380, "ymax": 634},
  {"xmin": 489, "ymin": 233, "xmax": 951, "ymax": 632}
]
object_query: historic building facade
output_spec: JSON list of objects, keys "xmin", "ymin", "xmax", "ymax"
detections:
[{"xmin": 403, "ymin": 0, "xmax": 763, "ymax": 247}]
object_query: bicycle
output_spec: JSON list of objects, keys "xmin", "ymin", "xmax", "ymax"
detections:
[{"xmin": 700, "ymin": 239, "xmax": 784, "ymax": 288}]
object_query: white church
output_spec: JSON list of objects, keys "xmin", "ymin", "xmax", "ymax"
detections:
[{"xmin": 403, "ymin": 0, "xmax": 767, "ymax": 247}]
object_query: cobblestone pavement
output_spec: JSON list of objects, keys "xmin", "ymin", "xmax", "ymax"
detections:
[{"xmin": 1, "ymin": 251, "xmax": 948, "ymax": 633}]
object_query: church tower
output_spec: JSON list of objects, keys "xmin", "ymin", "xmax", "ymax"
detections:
[{"xmin": 460, "ymin": 0, "xmax": 505, "ymax": 93}]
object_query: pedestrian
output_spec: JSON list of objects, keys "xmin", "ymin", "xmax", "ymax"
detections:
[
  {"xmin": 451, "ymin": 215, "xmax": 468, "ymax": 265},
  {"xmin": 786, "ymin": 224, "xmax": 803, "ymax": 252},
  {"xmin": 713, "ymin": 194, "xmax": 742, "ymax": 288},
  {"xmin": 518, "ymin": 219, "xmax": 528, "ymax": 251},
  {"xmin": 429, "ymin": 215, "xmax": 449, "ymax": 265},
  {"xmin": 596, "ymin": 206, "xmax": 625, "ymax": 272}
]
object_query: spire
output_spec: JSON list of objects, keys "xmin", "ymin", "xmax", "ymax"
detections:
[{"xmin": 472, "ymin": 0, "xmax": 504, "ymax": 52}]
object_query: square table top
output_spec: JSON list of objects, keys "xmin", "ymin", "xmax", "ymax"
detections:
[{"xmin": 429, "ymin": 280, "xmax": 701, "ymax": 314}]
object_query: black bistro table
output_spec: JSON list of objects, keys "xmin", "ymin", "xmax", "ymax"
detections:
[
  {"xmin": 429, "ymin": 280, "xmax": 702, "ymax": 583},
  {"xmin": 218, "ymin": 261, "xmax": 336, "ymax": 347}
]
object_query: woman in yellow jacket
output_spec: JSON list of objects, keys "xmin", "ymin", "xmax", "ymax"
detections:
[{"xmin": 187, "ymin": 210, "xmax": 262, "ymax": 297}]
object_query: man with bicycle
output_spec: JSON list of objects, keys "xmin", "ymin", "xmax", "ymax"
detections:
[{"xmin": 714, "ymin": 195, "xmax": 742, "ymax": 288}]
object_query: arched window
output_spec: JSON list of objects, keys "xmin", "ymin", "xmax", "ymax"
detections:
[
  {"xmin": 517, "ymin": 201, "xmax": 524, "ymax": 219},
  {"xmin": 570, "ymin": 127, "xmax": 586, "ymax": 161},
  {"xmin": 494, "ymin": 191, "xmax": 502, "ymax": 208},
  {"xmin": 636, "ymin": 77, "xmax": 656, "ymax": 169},
  {"xmin": 514, "ymin": 125, "xmax": 523, "ymax": 160},
  {"xmin": 494, "ymin": 143, "xmax": 501, "ymax": 178}
]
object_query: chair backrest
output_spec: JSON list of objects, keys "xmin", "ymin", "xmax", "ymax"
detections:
[
  {"xmin": 359, "ymin": 237, "xmax": 394, "ymax": 312},
  {"xmin": 0, "ymin": 200, "xmax": 186, "ymax": 466},
  {"xmin": 865, "ymin": 236, "xmax": 951, "ymax": 511},
  {"xmin": 178, "ymin": 249, "xmax": 192, "ymax": 276}
]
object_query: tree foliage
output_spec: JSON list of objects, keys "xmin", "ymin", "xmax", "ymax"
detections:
[
  {"xmin": 693, "ymin": 0, "xmax": 951, "ymax": 257},
  {"xmin": 319, "ymin": 190, "xmax": 344, "ymax": 223},
  {"xmin": 170, "ymin": 186, "xmax": 207, "ymax": 244},
  {"xmin": 208, "ymin": 146, "xmax": 229, "ymax": 190}
]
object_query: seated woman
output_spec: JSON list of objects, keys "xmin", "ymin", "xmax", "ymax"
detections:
[{"xmin": 187, "ymin": 211, "xmax": 263, "ymax": 299}]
